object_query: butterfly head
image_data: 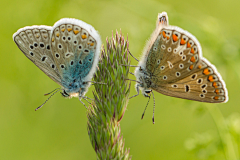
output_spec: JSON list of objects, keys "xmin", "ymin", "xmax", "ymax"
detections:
[{"xmin": 61, "ymin": 81, "xmax": 90, "ymax": 98}]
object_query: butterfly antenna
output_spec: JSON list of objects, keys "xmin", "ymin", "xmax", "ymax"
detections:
[
  {"xmin": 86, "ymin": 81, "xmax": 107, "ymax": 85},
  {"xmin": 129, "ymin": 72, "xmax": 135, "ymax": 76},
  {"xmin": 44, "ymin": 87, "xmax": 61, "ymax": 96},
  {"xmin": 128, "ymin": 50, "xmax": 139, "ymax": 62},
  {"xmin": 152, "ymin": 91, "xmax": 155, "ymax": 124},
  {"xmin": 141, "ymin": 95, "xmax": 151, "ymax": 120},
  {"xmin": 120, "ymin": 64, "xmax": 139, "ymax": 67},
  {"xmin": 125, "ymin": 79, "xmax": 141, "ymax": 84},
  {"xmin": 35, "ymin": 88, "xmax": 62, "ymax": 111}
]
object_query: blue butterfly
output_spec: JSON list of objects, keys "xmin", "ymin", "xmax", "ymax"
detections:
[{"xmin": 13, "ymin": 18, "xmax": 101, "ymax": 110}]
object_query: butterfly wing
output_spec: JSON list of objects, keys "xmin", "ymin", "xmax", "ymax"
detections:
[
  {"xmin": 50, "ymin": 18, "xmax": 101, "ymax": 88},
  {"xmin": 13, "ymin": 26, "xmax": 62, "ymax": 85},
  {"xmin": 145, "ymin": 24, "xmax": 228, "ymax": 103}
]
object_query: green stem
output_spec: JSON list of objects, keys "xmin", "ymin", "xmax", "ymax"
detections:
[
  {"xmin": 87, "ymin": 31, "xmax": 131, "ymax": 159},
  {"xmin": 207, "ymin": 106, "xmax": 239, "ymax": 160}
]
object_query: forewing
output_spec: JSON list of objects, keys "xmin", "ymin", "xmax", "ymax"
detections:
[
  {"xmin": 146, "ymin": 26, "xmax": 201, "ymax": 84},
  {"xmin": 13, "ymin": 26, "xmax": 62, "ymax": 85}
]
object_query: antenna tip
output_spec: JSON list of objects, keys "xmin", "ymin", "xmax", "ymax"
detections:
[
  {"xmin": 152, "ymin": 117, "xmax": 155, "ymax": 124},
  {"xmin": 141, "ymin": 114, "xmax": 145, "ymax": 119}
]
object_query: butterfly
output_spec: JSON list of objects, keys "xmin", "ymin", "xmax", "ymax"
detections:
[
  {"xmin": 13, "ymin": 18, "xmax": 101, "ymax": 110},
  {"xmin": 131, "ymin": 12, "xmax": 228, "ymax": 123}
]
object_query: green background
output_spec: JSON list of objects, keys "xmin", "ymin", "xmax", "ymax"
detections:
[{"xmin": 1, "ymin": 0, "xmax": 239, "ymax": 159}]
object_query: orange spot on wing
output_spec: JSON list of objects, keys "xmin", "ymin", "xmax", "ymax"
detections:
[
  {"xmin": 67, "ymin": 28, "xmax": 72, "ymax": 32},
  {"xmin": 82, "ymin": 34, "xmax": 87, "ymax": 39},
  {"xmin": 191, "ymin": 48, "xmax": 195, "ymax": 54},
  {"xmin": 214, "ymin": 96, "xmax": 219, "ymax": 100},
  {"xmin": 73, "ymin": 30, "xmax": 79, "ymax": 35},
  {"xmin": 167, "ymin": 36, "xmax": 170, "ymax": 40},
  {"xmin": 52, "ymin": 38, "xmax": 54, "ymax": 42},
  {"xmin": 213, "ymin": 82, "xmax": 218, "ymax": 88},
  {"xmin": 36, "ymin": 35, "xmax": 40, "ymax": 38},
  {"xmin": 215, "ymin": 89, "xmax": 220, "ymax": 94},
  {"xmin": 208, "ymin": 75, "xmax": 214, "ymax": 82},
  {"xmin": 198, "ymin": 65, "xmax": 202, "ymax": 69},
  {"xmin": 203, "ymin": 68, "xmax": 210, "ymax": 75},
  {"xmin": 90, "ymin": 43, "xmax": 94, "ymax": 46},
  {"xmin": 61, "ymin": 28, "xmax": 65, "ymax": 32},
  {"xmin": 180, "ymin": 38, "xmax": 186, "ymax": 45},
  {"xmin": 189, "ymin": 65, "xmax": 193, "ymax": 70},
  {"xmin": 187, "ymin": 42, "xmax": 191, "ymax": 48},
  {"xmin": 162, "ymin": 31, "xmax": 167, "ymax": 38},
  {"xmin": 190, "ymin": 56, "xmax": 196, "ymax": 62},
  {"xmin": 56, "ymin": 33, "xmax": 60, "ymax": 37},
  {"xmin": 172, "ymin": 34, "xmax": 178, "ymax": 42}
]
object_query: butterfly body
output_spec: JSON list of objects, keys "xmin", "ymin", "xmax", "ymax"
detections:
[
  {"xmin": 13, "ymin": 18, "xmax": 101, "ymax": 108},
  {"xmin": 134, "ymin": 12, "xmax": 228, "ymax": 103}
]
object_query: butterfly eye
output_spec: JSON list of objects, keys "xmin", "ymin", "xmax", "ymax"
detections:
[
  {"xmin": 139, "ymin": 67, "xmax": 142, "ymax": 71},
  {"xmin": 145, "ymin": 90, "xmax": 151, "ymax": 94}
]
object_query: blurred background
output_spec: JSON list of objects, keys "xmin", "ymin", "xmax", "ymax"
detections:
[{"xmin": 1, "ymin": 0, "xmax": 240, "ymax": 159}]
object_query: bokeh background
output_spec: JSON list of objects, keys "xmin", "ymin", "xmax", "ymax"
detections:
[{"xmin": 1, "ymin": 0, "xmax": 240, "ymax": 159}]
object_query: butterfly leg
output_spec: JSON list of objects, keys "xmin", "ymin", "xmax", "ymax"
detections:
[
  {"xmin": 79, "ymin": 97, "xmax": 88, "ymax": 109},
  {"xmin": 129, "ymin": 83, "xmax": 140, "ymax": 99}
]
